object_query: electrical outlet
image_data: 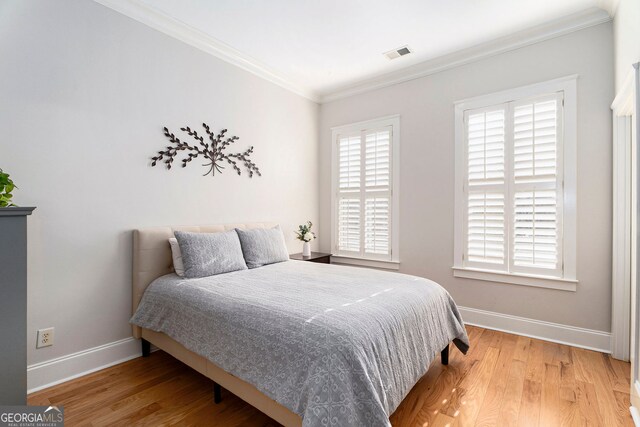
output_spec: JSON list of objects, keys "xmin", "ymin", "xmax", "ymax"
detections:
[{"xmin": 36, "ymin": 327, "xmax": 54, "ymax": 348}]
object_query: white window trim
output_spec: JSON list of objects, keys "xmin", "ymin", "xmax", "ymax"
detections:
[
  {"xmin": 331, "ymin": 115, "xmax": 400, "ymax": 266},
  {"xmin": 451, "ymin": 267, "xmax": 577, "ymax": 291},
  {"xmin": 610, "ymin": 63, "xmax": 638, "ymax": 361},
  {"xmin": 453, "ymin": 75, "xmax": 578, "ymax": 291},
  {"xmin": 331, "ymin": 256, "xmax": 400, "ymax": 270}
]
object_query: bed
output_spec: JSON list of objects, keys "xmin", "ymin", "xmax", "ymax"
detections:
[{"xmin": 130, "ymin": 223, "xmax": 469, "ymax": 427}]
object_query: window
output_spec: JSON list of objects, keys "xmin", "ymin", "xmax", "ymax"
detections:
[
  {"xmin": 331, "ymin": 116, "xmax": 400, "ymax": 268},
  {"xmin": 453, "ymin": 76, "xmax": 577, "ymax": 290}
]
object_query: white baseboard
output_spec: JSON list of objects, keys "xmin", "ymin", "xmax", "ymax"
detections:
[
  {"xmin": 459, "ymin": 306, "xmax": 611, "ymax": 353},
  {"xmin": 27, "ymin": 337, "xmax": 141, "ymax": 394}
]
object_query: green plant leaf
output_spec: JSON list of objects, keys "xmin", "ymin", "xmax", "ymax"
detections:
[{"xmin": 0, "ymin": 168, "xmax": 16, "ymax": 206}]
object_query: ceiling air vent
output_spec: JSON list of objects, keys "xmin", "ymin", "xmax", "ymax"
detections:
[{"xmin": 384, "ymin": 46, "xmax": 412, "ymax": 60}]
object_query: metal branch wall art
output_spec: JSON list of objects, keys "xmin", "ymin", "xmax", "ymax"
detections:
[{"xmin": 151, "ymin": 123, "xmax": 261, "ymax": 178}]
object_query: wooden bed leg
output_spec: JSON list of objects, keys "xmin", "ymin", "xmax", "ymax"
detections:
[
  {"xmin": 141, "ymin": 338, "xmax": 151, "ymax": 357},
  {"xmin": 441, "ymin": 344, "xmax": 449, "ymax": 365},
  {"xmin": 213, "ymin": 382, "xmax": 222, "ymax": 404}
]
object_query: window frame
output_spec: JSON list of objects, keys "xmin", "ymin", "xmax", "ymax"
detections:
[
  {"xmin": 331, "ymin": 115, "xmax": 400, "ymax": 269},
  {"xmin": 453, "ymin": 76, "xmax": 578, "ymax": 291}
]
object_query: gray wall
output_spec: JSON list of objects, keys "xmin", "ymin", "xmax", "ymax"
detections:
[
  {"xmin": 319, "ymin": 23, "xmax": 614, "ymax": 332},
  {"xmin": 0, "ymin": 0, "xmax": 319, "ymax": 366}
]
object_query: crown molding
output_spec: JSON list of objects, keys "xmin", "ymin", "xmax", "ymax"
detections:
[
  {"xmin": 319, "ymin": 7, "xmax": 611, "ymax": 103},
  {"xmin": 92, "ymin": 0, "xmax": 320, "ymax": 102},
  {"xmin": 92, "ymin": 1, "xmax": 610, "ymax": 105}
]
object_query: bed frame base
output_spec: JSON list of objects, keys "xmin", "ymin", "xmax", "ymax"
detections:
[
  {"xmin": 441, "ymin": 345, "xmax": 449, "ymax": 365},
  {"xmin": 142, "ymin": 338, "xmax": 151, "ymax": 357},
  {"xmin": 143, "ymin": 337, "xmax": 224, "ymax": 404},
  {"xmin": 138, "ymin": 329, "xmax": 303, "ymax": 426},
  {"xmin": 214, "ymin": 382, "xmax": 222, "ymax": 404},
  {"xmin": 144, "ymin": 337, "xmax": 450, "ymax": 388}
]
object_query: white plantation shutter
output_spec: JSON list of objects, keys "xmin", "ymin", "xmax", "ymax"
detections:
[
  {"xmin": 513, "ymin": 99, "xmax": 558, "ymax": 183},
  {"xmin": 467, "ymin": 110, "xmax": 505, "ymax": 186},
  {"xmin": 335, "ymin": 125, "xmax": 394, "ymax": 260},
  {"xmin": 338, "ymin": 198, "xmax": 360, "ymax": 252},
  {"xmin": 337, "ymin": 135, "xmax": 361, "ymax": 254},
  {"xmin": 365, "ymin": 196, "xmax": 390, "ymax": 255},
  {"xmin": 339, "ymin": 135, "xmax": 361, "ymax": 191},
  {"xmin": 365, "ymin": 131, "xmax": 390, "ymax": 188},
  {"xmin": 463, "ymin": 93, "xmax": 563, "ymax": 277},
  {"xmin": 467, "ymin": 192, "xmax": 505, "ymax": 264},
  {"xmin": 513, "ymin": 190, "xmax": 558, "ymax": 270},
  {"xmin": 465, "ymin": 108, "xmax": 507, "ymax": 270},
  {"xmin": 511, "ymin": 95, "xmax": 562, "ymax": 275},
  {"xmin": 364, "ymin": 129, "xmax": 391, "ymax": 256}
]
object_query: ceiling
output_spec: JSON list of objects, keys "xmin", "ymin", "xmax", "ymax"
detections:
[{"xmin": 131, "ymin": 0, "xmax": 610, "ymax": 100}]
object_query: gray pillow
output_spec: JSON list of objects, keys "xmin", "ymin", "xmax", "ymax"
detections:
[
  {"xmin": 174, "ymin": 230, "xmax": 247, "ymax": 278},
  {"xmin": 235, "ymin": 226, "xmax": 289, "ymax": 269}
]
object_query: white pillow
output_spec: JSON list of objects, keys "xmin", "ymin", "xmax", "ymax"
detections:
[{"xmin": 169, "ymin": 237, "xmax": 185, "ymax": 277}]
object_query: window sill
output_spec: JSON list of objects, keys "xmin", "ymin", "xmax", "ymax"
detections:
[
  {"xmin": 331, "ymin": 256, "xmax": 400, "ymax": 271},
  {"xmin": 452, "ymin": 267, "xmax": 577, "ymax": 291}
]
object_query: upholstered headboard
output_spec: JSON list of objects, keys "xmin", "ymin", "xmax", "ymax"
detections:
[{"xmin": 132, "ymin": 222, "xmax": 277, "ymax": 338}]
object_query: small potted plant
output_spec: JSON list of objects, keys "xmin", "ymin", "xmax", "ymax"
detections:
[
  {"xmin": 0, "ymin": 168, "xmax": 17, "ymax": 207},
  {"xmin": 295, "ymin": 221, "xmax": 316, "ymax": 257}
]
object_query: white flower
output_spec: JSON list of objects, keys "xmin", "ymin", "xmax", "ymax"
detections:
[{"xmin": 303, "ymin": 233, "xmax": 312, "ymax": 242}]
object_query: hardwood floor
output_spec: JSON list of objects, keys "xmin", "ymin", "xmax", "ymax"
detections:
[{"xmin": 28, "ymin": 326, "xmax": 634, "ymax": 426}]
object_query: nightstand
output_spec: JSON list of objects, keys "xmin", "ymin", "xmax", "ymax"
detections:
[{"xmin": 290, "ymin": 252, "xmax": 332, "ymax": 264}]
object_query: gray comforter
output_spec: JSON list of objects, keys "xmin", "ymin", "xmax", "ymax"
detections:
[{"xmin": 130, "ymin": 261, "xmax": 469, "ymax": 427}]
